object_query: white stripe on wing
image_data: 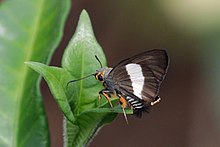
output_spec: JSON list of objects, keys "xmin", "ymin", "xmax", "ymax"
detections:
[{"xmin": 125, "ymin": 63, "xmax": 144, "ymax": 99}]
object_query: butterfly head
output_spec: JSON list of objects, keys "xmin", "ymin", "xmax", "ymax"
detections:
[
  {"xmin": 95, "ymin": 68, "xmax": 106, "ymax": 82},
  {"xmin": 94, "ymin": 55, "xmax": 112, "ymax": 82},
  {"xmin": 95, "ymin": 67, "xmax": 113, "ymax": 82}
]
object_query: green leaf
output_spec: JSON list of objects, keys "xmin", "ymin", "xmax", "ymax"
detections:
[
  {"xmin": 27, "ymin": 10, "xmax": 133, "ymax": 146},
  {"xmin": 61, "ymin": 10, "xmax": 108, "ymax": 115},
  {"xmin": 25, "ymin": 62, "xmax": 75, "ymax": 123},
  {"xmin": 0, "ymin": 0, "xmax": 70, "ymax": 146}
]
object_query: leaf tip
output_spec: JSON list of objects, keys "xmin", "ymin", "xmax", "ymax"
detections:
[
  {"xmin": 24, "ymin": 61, "xmax": 34, "ymax": 68},
  {"xmin": 24, "ymin": 61, "xmax": 38, "ymax": 68},
  {"xmin": 24, "ymin": 61, "xmax": 46, "ymax": 74},
  {"xmin": 77, "ymin": 9, "xmax": 93, "ymax": 33},
  {"xmin": 24, "ymin": 61, "xmax": 32, "ymax": 66},
  {"xmin": 80, "ymin": 9, "xmax": 90, "ymax": 20}
]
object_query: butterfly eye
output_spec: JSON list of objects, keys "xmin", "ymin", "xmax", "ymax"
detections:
[{"xmin": 98, "ymin": 74, "xmax": 103, "ymax": 81}]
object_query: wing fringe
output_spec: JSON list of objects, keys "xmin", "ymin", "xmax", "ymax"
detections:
[{"xmin": 133, "ymin": 104, "xmax": 151, "ymax": 118}]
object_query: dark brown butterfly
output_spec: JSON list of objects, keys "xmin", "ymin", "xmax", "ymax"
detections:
[{"xmin": 68, "ymin": 49, "xmax": 169, "ymax": 122}]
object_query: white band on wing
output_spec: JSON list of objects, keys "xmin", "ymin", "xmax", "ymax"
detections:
[{"xmin": 125, "ymin": 63, "xmax": 144, "ymax": 99}]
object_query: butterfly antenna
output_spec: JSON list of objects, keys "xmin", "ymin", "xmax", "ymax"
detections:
[
  {"xmin": 66, "ymin": 73, "xmax": 95, "ymax": 89},
  {"xmin": 122, "ymin": 108, "xmax": 129, "ymax": 124},
  {"xmin": 95, "ymin": 55, "xmax": 103, "ymax": 68}
]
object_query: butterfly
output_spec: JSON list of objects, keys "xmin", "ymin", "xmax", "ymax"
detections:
[{"xmin": 67, "ymin": 49, "xmax": 169, "ymax": 123}]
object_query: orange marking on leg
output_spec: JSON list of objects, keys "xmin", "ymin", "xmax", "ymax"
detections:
[
  {"xmin": 103, "ymin": 92, "xmax": 113, "ymax": 108},
  {"xmin": 119, "ymin": 97, "xmax": 128, "ymax": 124},
  {"xmin": 119, "ymin": 97, "xmax": 127, "ymax": 108}
]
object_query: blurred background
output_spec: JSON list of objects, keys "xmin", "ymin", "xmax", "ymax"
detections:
[{"xmin": 41, "ymin": 0, "xmax": 220, "ymax": 147}]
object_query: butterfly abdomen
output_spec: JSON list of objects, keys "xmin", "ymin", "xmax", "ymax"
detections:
[
  {"xmin": 125, "ymin": 96, "xmax": 150, "ymax": 118},
  {"xmin": 126, "ymin": 96, "xmax": 144, "ymax": 109}
]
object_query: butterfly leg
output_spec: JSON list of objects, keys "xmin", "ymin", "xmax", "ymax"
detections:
[
  {"xmin": 119, "ymin": 97, "xmax": 128, "ymax": 124},
  {"xmin": 99, "ymin": 90, "xmax": 113, "ymax": 108},
  {"xmin": 98, "ymin": 94, "xmax": 102, "ymax": 107},
  {"xmin": 119, "ymin": 97, "xmax": 127, "ymax": 109}
]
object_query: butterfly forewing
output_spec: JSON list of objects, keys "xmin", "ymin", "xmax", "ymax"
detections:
[{"xmin": 107, "ymin": 49, "xmax": 169, "ymax": 103}]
